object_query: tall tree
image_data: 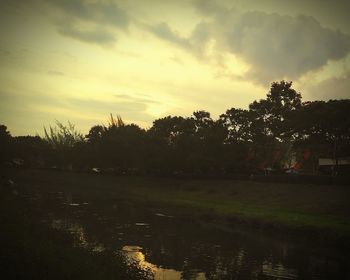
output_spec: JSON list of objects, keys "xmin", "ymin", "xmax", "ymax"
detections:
[
  {"xmin": 249, "ymin": 80, "xmax": 302, "ymax": 141},
  {"xmin": 291, "ymin": 99, "xmax": 350, "ymax": 173}
]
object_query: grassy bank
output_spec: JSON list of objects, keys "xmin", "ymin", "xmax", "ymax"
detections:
[{"xmin": 4, "ymin": 168, "xmax": 350, "ymax": 239}]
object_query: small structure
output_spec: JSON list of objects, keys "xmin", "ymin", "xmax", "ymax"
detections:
[{"xmin": 318, "ymin": 158, "xmax": 350, "ymax": 175}]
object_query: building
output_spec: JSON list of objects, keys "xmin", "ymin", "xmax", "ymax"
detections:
[{"xmin": 318, "ymin": 158, "xmax": 350, "ymax": 175}]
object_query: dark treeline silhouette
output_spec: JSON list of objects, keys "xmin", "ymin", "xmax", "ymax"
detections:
[{"xmin": 1, "ymin": 81, "xmax": 350, "ymax": 177}]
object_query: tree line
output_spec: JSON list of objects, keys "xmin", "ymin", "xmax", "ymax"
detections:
[{"xmin": 1, "ymin": 81, "xmax": 349, "ymax": 176}]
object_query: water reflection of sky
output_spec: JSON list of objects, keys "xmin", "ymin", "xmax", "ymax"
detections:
[
  {"xmin": 123, "ymin": 245, "xmax": 202, "ymax": 280},
  {"xmin": 50, "ymin": 216, "xmax": 299, "ymax": 280},
  {"xmin": 35, "ymin": 190, "xmax": 348, "ymax": 280}
]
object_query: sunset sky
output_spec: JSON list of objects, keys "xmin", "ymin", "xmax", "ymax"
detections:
[{"xmin": 1, "ymin": 0, "xmax": 349, "ymax": 136}]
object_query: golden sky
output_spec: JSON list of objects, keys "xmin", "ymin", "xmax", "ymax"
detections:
[{"xmin": 1, "ymin": 0, "xmax": 350, "ymax": 135}]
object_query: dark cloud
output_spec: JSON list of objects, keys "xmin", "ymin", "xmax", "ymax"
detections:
[
  {"xmin": 307, "ymin": 75, "xmax": 350, "ymax": 100},
  {"xmin": 193, "ymin": 0, "xmax": 228, "ymax": 17},
  {"xmin": 48, "ymin": 0, "xmax": 129, "ymax": 45},
  {"xmin": 209, "ymin": 11, "xmax": 350, "ymax": 84},
  {"xmin": 150, "ymin": 1, "xmax": 350, "ymax": 84},
  {"xmin": 149, "ymin": 22, "xmax": 191, "ymax": 49},
  {"xmin": 234, "ymin": 0, "xmax": 350, "ymax": 34},
  {"xmin": 48, "ymin": 0, "xmax": 129, "ymax": 29},
  {"xmin": 57, "ymin": 20, "xmax": 116, "ymax": 45}
]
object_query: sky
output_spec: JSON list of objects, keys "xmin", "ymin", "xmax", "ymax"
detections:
[{"xmin": 1, "ymin": 0, "xmax": 350, "ymax": 136}]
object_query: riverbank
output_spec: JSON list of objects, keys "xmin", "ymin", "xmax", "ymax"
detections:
[{"xmin": 3, "ymin": 168, "xmax": 350, "ymax": 243}]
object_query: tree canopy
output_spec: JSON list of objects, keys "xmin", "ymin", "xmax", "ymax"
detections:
[{"xmin": 1, "ymin": 81, "xmax": 349, "ymax": 176}]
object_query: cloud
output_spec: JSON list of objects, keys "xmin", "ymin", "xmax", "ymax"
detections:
[
  {"xmin": 193, "ymin": 0, "xmax": 228, "ymax": 17},
  {"xmin": 306, "ymin": 74, "xmax": 350, "ymax": 100},
  {"xmin": 48, "ymin": 0, "xmax": 129, "ymax": 45},
  {"xmin": 149, "ymin": 22, "xmax": 191, "ymax": 49},
  {"xmin": 210, "ymin": 11, "xmax": 350, "ymax": 84},
  {"xmin": 57, "ymin": 20, "xmax": 116, "ymax": 45},
  {"xmin": 48, "ymin": 0, "xmax": 129, "ymax": 29},
  {"xmin": 150, "ymin": 1, "xmax": 350, "ymax": 84}
]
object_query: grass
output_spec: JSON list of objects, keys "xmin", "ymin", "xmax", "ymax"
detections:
[
  {"xmin": 128, "ymin": 186, "xmax": 350, "ymax": 236},
  {"xmin": 4, "ymin": 168, "xmax": 350, "ymax": 238}
]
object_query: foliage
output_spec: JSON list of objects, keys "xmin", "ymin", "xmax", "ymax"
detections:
[
  {"xmin": 0, "ymin": 125, "xmax": 12, "ymax": 163},
  {"xmin": 249, "ymin": 80, "xmax": 302, "ymax": 141},
  {"xmin": 2, "ymin": 81, "xmax": 350, "ymax": 175},
  {"xmin": 44, "ymin": 121, "xmax": 84, "ymax": 150},
  {"xmin": 107, "ymin": 113, "xmax": 124, "ymax": 128},
  {"xmin": 0, "ymin": 124, "xmax": 11, "ymax": 140}
]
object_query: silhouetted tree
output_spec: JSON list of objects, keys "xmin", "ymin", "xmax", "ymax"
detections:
[
  {"xmin": 249, "ymin": 81, "xmax": 302, "ymax": 141},
  {"xmin": 86, "ymin": 125, "xmax": 105, "ymax": 144},
  {"xmin": 148, "ymin": 116, "xmax": 196, "ymax": 174},
  {"xmin": 291, "ymin": 99, "xmax": 350, "ymax": 174},
  {"xmin": 220, "ymin": 108, "xmax": 253, "ymax": 143},
  {"xmin": 13, "ymin": 136, "xmax": 50, "ymax": 167},
  {"xmin": 2, "ymin": 80, "xmax": 349, "ymax": 177},
  {"xmin": 240, "ymin": 81, "xmax": 302, "ymax": 171},
  {"xmin": 44, "ymin": 121, "xmax": 84, "ymax": 167},
  {"xmin": 0, "ymin": 125, "xmax": 13, "ymax": 164},
  {"xmin": 191, "ymin": 111, "xmax": 228, "ymax": 174}
]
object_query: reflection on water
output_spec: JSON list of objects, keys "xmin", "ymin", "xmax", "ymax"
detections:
[
  {"xmin": 262, "ymin": 262, "xmax": 297, "ymax": 279},
  {"xmin": 25, "ymin": 190, "xmax": 349, "ymax": 280},
  {"xmin": 122, "ymin": 245, "xmax": 205, "ymax": 280},
  {"xmin": 51, "ymin": 219, "xmax": 104, "ymax": 252}
]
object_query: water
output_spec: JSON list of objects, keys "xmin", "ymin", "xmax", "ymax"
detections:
[{"xmin": 25, "ymin": 190, "xmax": 349, "ymax": 279}]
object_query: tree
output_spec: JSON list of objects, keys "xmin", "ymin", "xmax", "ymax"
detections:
[
  {"xmin": 291, "ymin": 99, "xmax": 350, "ymax": 174},
  {"xmin": 86, "ymin": 125, "xmax": 105, "ymax": 144},
  {"xmin": 191, "ymin": 111, "xmax": 228, "ymax": 173},
  {"xmin": 220, "ymin": 108, "xmax": 253, "ymax": 143},
  {"xmin": 238, "ymin": 81, "xmax": 303, "ymax": 171},
  {"xmin": 44, "ymin": 121, "xmax": 84, "ymax": 167},
  {"xmin": 149, "ymin": 116, "xmax": 195, "ymax": 146},
  {"xmin": 100, "ymin": 123, "xmax": 147, "ymax": 170},
  {"xmin": 0, "ymin": 125, "xmax": 13, "ymax": 163},
  {"xmin": 148, "ymin": 116, "xmax": 196, "ymax": 173},
  {"xmin": 249, "ymin": 80, "xmax": 302, "ymax": 141},
  {"xmin": 13, "ymin": 136, "xmax": 50, "ymax": 167}
]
